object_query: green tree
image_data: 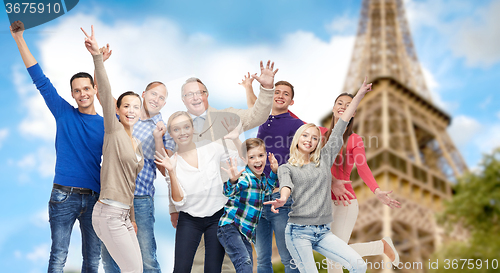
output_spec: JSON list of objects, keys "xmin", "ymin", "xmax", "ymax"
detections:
[{"xmin": 430, "ymin": 149, "xmax": 500, "ymax": 273}]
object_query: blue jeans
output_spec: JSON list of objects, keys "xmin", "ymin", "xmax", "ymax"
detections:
[
  {"xmin": 102, "ymin": 195, "xmax": 161, "ymax": 273},
  {"xmin": 285, "ymin": 223, "xmax": 367, "ymax": 273},
  {"xmin": 48, "ymin": 187, "xmax": 101, "ymax": 273},
  {"xmin": 217, "ymin": 223, "xmax": 253, "ymax": 273},
  {"xmin": 256, "ymin": 192, "xmax": 298, "ymax": 273}
]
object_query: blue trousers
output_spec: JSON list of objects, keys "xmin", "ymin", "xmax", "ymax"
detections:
[
  {"xmin": 285, "ymin": 223, "xmax": 367, "ymax": 273},
  {"xmin": 47, "ymin": 186, "xmax": 101, "ymax": 273},
  {"xmin": 255, "ymin": 192, "xmax": 298, "ymax": 273},
  {"xmin": 217, "ymin": 223, "xmax": 253, "ymax": 273}
]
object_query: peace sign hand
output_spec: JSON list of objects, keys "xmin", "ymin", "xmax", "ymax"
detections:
[{"xmin": 81, "ymin": 25, "xmax": 100, "ymax": 56}]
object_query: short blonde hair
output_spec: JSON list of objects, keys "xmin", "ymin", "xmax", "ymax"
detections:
[
  {"xmin": 288, "ymin": 123, "xmax": 322, "ymax": 167},
  {"xmin": 167, "ymin": 111, "xmax": 193, "ymax": 134}
]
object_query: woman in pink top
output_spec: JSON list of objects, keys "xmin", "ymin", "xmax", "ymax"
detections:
[{"xmin": 324, "ymin": 92, "xmax": 401, "ymax": 273}]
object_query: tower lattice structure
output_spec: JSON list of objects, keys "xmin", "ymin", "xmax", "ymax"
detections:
[{"xmin": 320, "ymin": 0, "xmax": 468, "ymax": 272}]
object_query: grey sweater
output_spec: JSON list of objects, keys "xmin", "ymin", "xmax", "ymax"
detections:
[{"xmin": 278, "ymin": 119, "xmax": 348, "ymax": 225}]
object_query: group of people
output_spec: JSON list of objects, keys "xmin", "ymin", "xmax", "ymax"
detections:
[{"xmin": 11, "ymin": 20, "xmax": 401, "ymax": 273}]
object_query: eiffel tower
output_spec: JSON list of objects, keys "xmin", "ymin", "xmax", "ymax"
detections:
[{"xmin": 320, "ymin": 0, "xmax": 468, "ymax": 272}]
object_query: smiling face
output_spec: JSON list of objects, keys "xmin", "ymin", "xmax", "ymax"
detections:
[
  {"xmin": 142, "ymin": 83, "xmax": 167, "ymax": 116},
  {"xmin": 182, "ymin": 82, "xmax": 209, "ymax": 116},
  {"xmin": 116, "ymin": 95, "xmax": 142, "ymax": 127},
  {"xmin": 246, "ymin": 145, "xmax": 267, "ymax": 177},
  {"xmin": 297, "ymin": 126, "xmax": 320, "ymax": 156},
  {"xmin": 332, "ymin": 95, "xmax": 355, "ymax": 120},
  {"xmin": 168, "ymin": 114, "xmax": 194, "ymax": 146},
  {"xmin": 272, "ymin": 84, "xmax": 294, "ymax": 115},
  {"xmin": 71, "ymin": 77, "xmax": 96, "ymax": 111}
]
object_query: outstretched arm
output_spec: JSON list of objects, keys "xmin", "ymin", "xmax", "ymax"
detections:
[
  {"xmin": 94, "ymin": 44, "xmax": 115, "ymax": 107},
  {"xmin": 264, "ymin": 186, "xmax": 291, "ymax": 213},
  {"xmin": 239, "ymin": 72, "xmax": 257, "ymax": 108},
  {"xmin": 82, "ymin": 26, "xmax": 116, "ymax": 131},
  {"xmin": 340, "ymin": 77, "xmax": 372, "ymax": 122},
  {"xmin": 10, "ymin": 21, "xmax": 36, "ymax": 68}
]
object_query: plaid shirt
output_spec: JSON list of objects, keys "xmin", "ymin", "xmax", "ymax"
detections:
[
  {"xmin": 219, "ymin": 166, "xmax": 277, "ymax": 243},
  {"xmin": 132, "ymin": 113, "xmax": 175, "ymax": 196}
]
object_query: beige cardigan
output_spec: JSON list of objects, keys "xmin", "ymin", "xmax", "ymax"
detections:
[{"xmin": 94, "ymin": 54, "xmax": 144, "ymax": 221}]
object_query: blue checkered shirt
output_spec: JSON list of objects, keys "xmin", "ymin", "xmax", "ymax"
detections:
[
  {"xmin": 219, "ymin": 166, "xmax": 277, "ymax": 243},
  {"xmin": 132, "ymin": 113, "xmax": 175, "ymax": 196}
]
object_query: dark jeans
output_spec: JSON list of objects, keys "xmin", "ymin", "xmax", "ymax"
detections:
[
  {"xmin": 217, "ymin": 223, "xmax": 253, "ymax": 273},
  {"xmin": 173, "ymin": 209, "xmax": 225, "ymax": 273},
  {"xmin": 102, "ymin": 195, "xmax": 161, "ymax": 273},
  {"xmin": 48, "ymin": 187, "xmax": 100, "ymax": 273}
]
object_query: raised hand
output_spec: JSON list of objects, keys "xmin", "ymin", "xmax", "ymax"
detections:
[
  {"xmin": 100, "ymin": 43, "xmax": 113, "ymax": 62},
  {"xmin": 331, "ymin": 179, "xmax": 355, "ymax": 206},
  {"xmin": 375, "ymin": 188, "xmax": 401, "ymax": 209},
  {"xmin": 222, "ymin": 117, "xmax": 241, "ymax": 140},
  {"xmin": 251, "ymin": 60, "xmax": 279, "ymax": 89},
  {"xmin": 153, "ymin": 121, "xmax": 167, "ymax": 139},
  {"xmin": 81, "ymin": 25, "xmax": 100, "ymax": 56},
  {"xmin": 221, "ymin": 157, "xmax": 244, "ymax": 183},
  {"xmin": 238, "ymin": 72, "xmax": 254, "ymax": 89},
  {"xmin": 357, "ymin": 76, "xmax": 373, "ymax": 96},
  {"xmin": 268, "ymin": 152, "xmax": 278, "ymax": 173},
  {"xmin": 10, "ymin": 20, "xmax": 25, "ymax": 40},
  {"xmin": 154, "ymin": 151, "xmax": 177, "ymax": 172}
]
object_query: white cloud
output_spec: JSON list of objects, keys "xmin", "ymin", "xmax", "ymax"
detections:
[
  {"xmin": 325, "ymin": 14, "xmax": 357, "ymax": 35},
  {"xmin": 16, "ymin": 146, "xmax": 55, "ymax": 183},
  {"xmin": 405, "ymin": 0, "xmax": 500, "ymax": 68},
  {"xmin": 452, "ymin": 0, "xmax": 500, "ymax": 68},
  {"xmin": 31, "ymin": 209, "xmax": 49, "ymax": 228},
  {"xmin": 476, "ymin": 124, "xmax": 500, "ymax": 153},
  {"xmin": 36, "ymin": 146, "xmax": 56, "ymax": 177},
  {"xmin": 26, "ymin": 244, "xmax": 49, "ymax": 263},
  {"xmin": 12, "ymin": 64, "xmax": 56, "ymax": 141},
  {"xmin": 17, "ymin": 154, "xmax": 37, "ymax": 169},
  {"xmin": 497, "ymin": 111, "xmax": 500, "ymax": 120},
  {"xmin": 15, "ymin": 12, "xmax": 355, "ymax": 139},
  {"xmin": 479, "ymin": 95, "xmax": 492, "ymax": 109},
  {"xmin": 421, "ymin": 66, "xmax": 458, "ymax": 112},
  {"xmin": 0, "ymin": 128, "xmax": 9, "ymax": 148},
  {"xmin": 447, "ymin": 115, "xmax": 482, "ymax": 148}
]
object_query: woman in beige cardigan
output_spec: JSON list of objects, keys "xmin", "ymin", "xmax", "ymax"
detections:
[{"xmin": 82, "ymin": 26, "xmax": 145, "ymax": 273}]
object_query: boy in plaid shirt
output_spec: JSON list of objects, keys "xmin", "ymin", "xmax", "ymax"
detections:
[{"xmin": 218, "ymin": 138, "xmax": 279, "ymax": 273}]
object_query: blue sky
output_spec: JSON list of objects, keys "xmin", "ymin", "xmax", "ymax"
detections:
[{"xmin": 1, "ymin": 0, "xmax": 499, "ymax": 272}]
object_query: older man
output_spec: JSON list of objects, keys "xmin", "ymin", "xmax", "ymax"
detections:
[{"xmin": 172, "ymin": 61, "xmax": 278, "ymax": 272}]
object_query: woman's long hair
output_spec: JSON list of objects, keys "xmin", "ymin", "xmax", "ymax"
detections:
[
  {"xmin": 288, "ymin": 123, "xmax": 323, "ymax": 167},
  {"xmin": 324, "ymin": 93, "xmax": 355, "ymax": 173}
]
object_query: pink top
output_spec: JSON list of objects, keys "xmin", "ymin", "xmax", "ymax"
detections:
[{"xmin": 331, "ymin": 133, "xmax": 379, "ymax": 200}]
